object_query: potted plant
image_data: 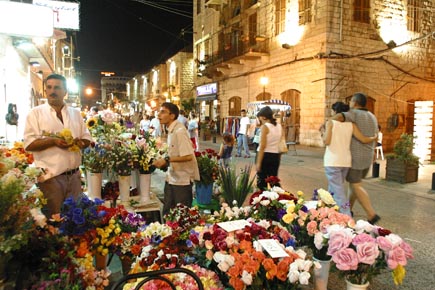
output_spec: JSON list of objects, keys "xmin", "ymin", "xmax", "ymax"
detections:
[
  {"xmin": 385, "ymin": 133, "xmax": 419, "ymax": 183},
  {"xmin": 194, "ymin": 149, "xmax": 219, "ymax": 204}
]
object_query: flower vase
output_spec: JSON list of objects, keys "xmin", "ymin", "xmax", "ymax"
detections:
[
  {"xmin": 313, "ymin": 257, "xmax": 331, "ymax": 290},
  {"xmin": 87, "ymin": 172, "xmax": 102, "ymax": 199},
  {"xmin": 139, "ymin": 173, "xmax": 151, "ymax": 203},
  {"xmin": 95, "ymin": 252, "xmax": 107, "ymax": 271},
  {"xmin": 346, "ymin": 280, "xmax": 370, "ymax": 290},
  {"xmin": 119, "ymin": 175, "xmax": 131, "ymax": 202},
  {"xmin": 196, "ymin": 183, "xmax": 213, "ymax": 204},
  {"xmin": 130, "ymin": 169, "xmax": 139, "ymax": 189}
]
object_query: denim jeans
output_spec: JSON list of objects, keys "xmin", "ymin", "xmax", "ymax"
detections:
[
  {"xmin": 237, "ymin": 134, "xmax": 250, "ymax": 157},
  {"xmin": 324, "ymin": 166, "xmax": 351, "ymax": 216}
]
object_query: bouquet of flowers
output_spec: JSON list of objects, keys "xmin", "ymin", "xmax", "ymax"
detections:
[
  {"xmin": 164, "ymin": 203, "xmax": 202, "ymax": 239},
  {"xmin": 135, "ymin": 135, "xmax": 167, "ymax": 174},
  {"xmin": 41, "ymin": 128, "xmax": 80, "ymax": 152},
  {"xmin": 82, "ymin": 142, "xmax": 110, "ymax": 173},
  {"xmin": 22, "ymin": 221, "xmax": 110, "ymax": 289},
  {"xmin": 111, "ymin": 209, "xmax": 148, "ymax": 259},
  {"xmin": 0, "ymin": 149, "xmax": 44, "ymax": 255},
  {"xmin": 328, "ymin": 220, "xmax": 414, "ymax": 285},
  {"xmin": 124, "ymin": 264, "xmax": 225, "ymax": 290},
  {"xmin": 1, "ymin": 141, "xmax": 34, "ymax": 171},
  {"xmin": 86, "ymin": 110, "xmax": 123, "ymax": 143},
  {"xmin": 249, "ymin": 185, "xmax": 298, "ymax": 222},
  {"xmin": 110, "ymin": 139, "xmax": 136, "ymax": 176},
  {"xmin": 58, "ymin": 196, "xmax": 105, "ymax": 236},
  {"xmin": 188, "ymin": 221, "xmax": 313, "ymax": 290},
  {"xmin": 195, "ymin": 149, "xmax": 219, "ymax": 185}
]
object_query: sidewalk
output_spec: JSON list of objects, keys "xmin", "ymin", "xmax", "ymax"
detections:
[{"xmin": 199, "ymin": 137, "xmax": 435, "ymax": 201}]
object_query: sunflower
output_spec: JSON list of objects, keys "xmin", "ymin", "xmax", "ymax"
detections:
[{"xmin": 86, "ymin": 117, "xmax": 97, "ymax": 128}]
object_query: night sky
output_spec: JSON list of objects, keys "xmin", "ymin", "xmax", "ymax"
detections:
[{"xmin": 75, "ymin": 0, "xmax": 192, "ymax": 92}]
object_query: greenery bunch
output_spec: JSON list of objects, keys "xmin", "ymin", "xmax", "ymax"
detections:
[
  {"xmin": 218, "ymin": 164, "xmax": 255, "ymax": 206},
  {"xmin": 387, "ymin": 133, "xmax": 419, "ymax": 166}
]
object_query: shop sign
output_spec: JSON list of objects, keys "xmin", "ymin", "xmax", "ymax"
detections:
[
  {"xmin": 196, "ymin": 82, "xmax": 217, "ymax": 97},
  {"xmin": 34, "ymin": 0, "xmax": 80, "ymax": 31},
  {"xmin": 0, "ymin": 2, "xmax": 53, "ymax": 38}
]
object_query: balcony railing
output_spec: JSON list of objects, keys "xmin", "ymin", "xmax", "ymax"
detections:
[{"xmin": 200, "ymin": 39, "xmax": 269, "ymax": 71}]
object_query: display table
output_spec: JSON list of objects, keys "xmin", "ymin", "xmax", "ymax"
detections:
[{"xmin": 122, "ymin": 195, "xmax": 164, "ymax": 223}]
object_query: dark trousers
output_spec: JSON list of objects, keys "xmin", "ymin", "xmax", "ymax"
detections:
[
  {"xmin": 256, "ymin": 152, "xmax": 281, "ymax": 190},
  {"xmin": 163, "ymin": 182, "xmax": 193, "ymax": 217}
]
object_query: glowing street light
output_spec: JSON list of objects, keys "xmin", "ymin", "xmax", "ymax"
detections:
[
  {"xmin": 85, "ymin": 87, "xmax": 93, "ymax": 96},
  {"xmin": 260, "ymin": 76, "xmax": 269, "ymax": 99}
]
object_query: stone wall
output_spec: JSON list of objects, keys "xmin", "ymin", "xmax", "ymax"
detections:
[{"xmin": 193, "ymin": 0, "xmax": 435, "ymax": 152}]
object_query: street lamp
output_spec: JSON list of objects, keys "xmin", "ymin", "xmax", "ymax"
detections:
[
  {"xmin": 260, "ymin": 76, "xmax": 269, "ymax": 99},
  {"xmin": 85, "ymin": 87, "xmax": 93, "ymax": 96}
]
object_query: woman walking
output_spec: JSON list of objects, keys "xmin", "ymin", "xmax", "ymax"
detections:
[
  {"xmin": 323, "ymin": 102, "xmax": 377, "ymax": 215},
  {"xmin": 255, "ymin": 106, "xmax": 284, "ymax": 190}
]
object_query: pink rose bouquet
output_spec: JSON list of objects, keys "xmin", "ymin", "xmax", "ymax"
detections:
[{"xmin": 328, "ymin": 220, "xmax": 414, "ymax": 285}]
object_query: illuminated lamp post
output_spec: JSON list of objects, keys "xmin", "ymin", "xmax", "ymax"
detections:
[{"xmin": 260, "ymin": 76, "xmax": 269, "ymax": 100}]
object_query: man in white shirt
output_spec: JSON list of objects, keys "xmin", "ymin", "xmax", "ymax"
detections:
[
  {"xmin": 149, "ymin": 111, "xmax": 161, "ymax": 137},
  {"xmin": 24, "ymin": 74, "xmax": 92, "ymax": 217},
  {"xmin": 236, "ymin": 109, "xmax": 251, "ymax": 158},
  {"xmin": 153, "ymin": 102, "xmax": 200, "ymax": 216},
  {"xmin": 177, "ymin": 109, "xmax": 189, "ymax": 129}
]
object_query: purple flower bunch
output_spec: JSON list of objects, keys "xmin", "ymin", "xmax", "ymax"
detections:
[
  {"xmin": 119, "ymin": 211, "xmax": 147, "ymax": 233},
  {"xmin": 59, "ymin": 196, "xmax": 105, "ymax": 236}
]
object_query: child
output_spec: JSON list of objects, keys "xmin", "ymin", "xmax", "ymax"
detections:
[{"xmin": 219, "ymin": 133, "xmax": 235, "ymax": 167}]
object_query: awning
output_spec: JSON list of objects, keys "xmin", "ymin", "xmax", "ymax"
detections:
[
  {"xmin": 196, "ymin": 94, "xmax": 217, "ymax": 102},
  {"xmin": 247, "ymin": 100, "xmax": 291, "ymax": 116}
]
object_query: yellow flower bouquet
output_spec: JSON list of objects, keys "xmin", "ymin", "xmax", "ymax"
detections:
[{"xmin": 42, "ymin": 128, "xmax": 80, "ymax": 152}]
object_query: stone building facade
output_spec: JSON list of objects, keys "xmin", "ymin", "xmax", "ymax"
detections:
[
  {"xmin": 193, "ymin": 0, "xmax": 435, "ymax": 160},
  {"xmin": 126, "ymin": 51, "xmax": 194, "ymax": 113}
]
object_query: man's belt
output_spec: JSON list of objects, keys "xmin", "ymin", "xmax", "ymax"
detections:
[{"xmin": 61, "ymin": 168, "xmax": 79, "ymax": 175}]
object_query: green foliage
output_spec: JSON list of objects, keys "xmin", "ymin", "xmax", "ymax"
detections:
[
  {"xmin": 181, "ymin": 97, "xmax": 195, "ymax": 113},
  {"xmin": 218, "ymin": 164, "xmax": 255, "ymax": 206},
  {"xmin": 387, "ymin": 133, "xmax": 419, "ymax": 166}
]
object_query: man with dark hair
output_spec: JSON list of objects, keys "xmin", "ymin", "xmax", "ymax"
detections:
[
  {"xmin": 332, "ymin": 92, "xmax": 380, "ymax": 224},
  {"xmin": 153, "ymin": 102, "xmax": 199, "ymax": 216},
  {"xmin": 236, "ymin": 109, "xmax": 251, "ymax": 158},
  {"xmin": 24, "ymin": 73, "xmax": 92, "ymax": 217}
]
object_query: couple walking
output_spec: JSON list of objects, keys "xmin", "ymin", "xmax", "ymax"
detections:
[{"xmin": 323, "ymin": 92, "xmax": 380, "ymax": 224}]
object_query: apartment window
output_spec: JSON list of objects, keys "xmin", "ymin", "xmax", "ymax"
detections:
[
  {"xmin": 298, "ymin": 0, "xmax": 312, "ymax": 25},
  {"xmin": 275, "ymin": 0, "xmax": 286, "ymax": 36},
  {"xmin": 407, "ymin": 0, "xmax": 422, "ymax": 32},
  {"xmin": 353, "ymin": 0, "xmax": 370, "ymax": 23}
]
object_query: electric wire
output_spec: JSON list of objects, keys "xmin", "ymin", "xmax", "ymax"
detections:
[{"xmin": 130, "ymin": 0, "xmax": 192, "ymax": 18}]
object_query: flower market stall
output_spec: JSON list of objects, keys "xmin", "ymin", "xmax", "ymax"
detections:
[{"xmin": 0, "ymin": 113, "xmax": 415, "ymax": 290}]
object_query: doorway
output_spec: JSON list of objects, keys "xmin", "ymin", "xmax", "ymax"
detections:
[{"xmin": 281, "ymin": 89, "xmax": 300, "ymax": 143}]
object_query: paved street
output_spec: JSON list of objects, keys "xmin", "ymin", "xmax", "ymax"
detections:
[{"xmin": 139, "ymin": 138, "xmax": 435, "ymax": 289}]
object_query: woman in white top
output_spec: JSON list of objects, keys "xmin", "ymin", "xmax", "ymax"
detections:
[
  {"xmin": 188, "ymin": 112, "xmax": 199, "ymax": 151},
  {"xmin": 323, "ymin": 102, "xmax": 377, "ymax": 216},
  {"xmin": 140, "ymin": 114, "xmax": 151, "ymax": 135},
  {"xmin": 255, "ymin": 106, "xmax": 284, "ymax": 190}
]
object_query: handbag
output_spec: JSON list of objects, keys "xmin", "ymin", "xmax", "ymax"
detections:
[{"xmin": 278, "ymin": 138, "xmax": 288, "ymax": 154}]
